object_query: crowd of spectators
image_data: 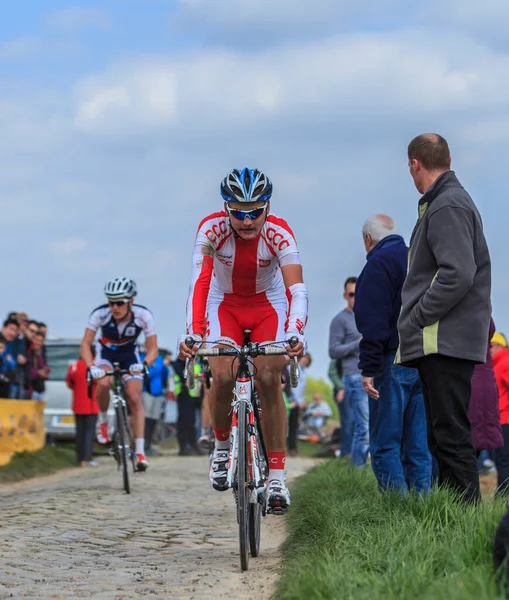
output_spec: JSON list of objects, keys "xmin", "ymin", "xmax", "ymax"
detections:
[
  {"xmin": 325, "ymin": 133, "xmax": 506, "ymax": 505},
  {"xmin": 0, "ymin": 312, "xmax": 50, "ymax": 400}
]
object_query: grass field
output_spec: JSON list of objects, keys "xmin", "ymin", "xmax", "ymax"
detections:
[
  {"xmin": 0, "ymin": 444, "xmax": 77, "ymax": 483},
  {"xmin": 276, "ymin": 460, "xmax": 508, "ymax": 600}
]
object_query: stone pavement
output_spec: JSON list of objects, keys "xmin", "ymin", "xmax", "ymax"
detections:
[{"xmin": 0, "ymin": 454, "xmax": 314, "ymax": 600}]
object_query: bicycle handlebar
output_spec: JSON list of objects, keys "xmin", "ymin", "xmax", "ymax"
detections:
[
  {"xmin": 183, "ymin": 337, "xmax": 300, "ymax": 390},
  {"xmin": 86, "ymin": 364, "xmax": 151, "ymax": 398}
]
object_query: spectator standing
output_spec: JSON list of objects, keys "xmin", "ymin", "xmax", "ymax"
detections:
[
  {"xmin": 490, "ymin": 332, "xmax": 509, "ymax": 495},
  {"xmin": 66, "ymin": 347, "xmax": 99, "ymax": 467},
  {"xmin": 173, "ymin": 357, "xmax": 202, "ymax": 456},
  {"xmin": 327, "ymin": 359, "xmax": 348, "ymax": 457},
  {"xmin": 354, "ymin": 214, "xmax": 431, "ymax": 494},
  {"xmin": 397, "ymin": 133, "xmax": 491, "ymax": 504},
  {"xmin": 329, "ymin": 277, "xmax": 369, "ymax": 467},
  {"xmin": 0, "ymin": 336, "xmax": 15, "ymax": 398},
  {"xmin": 140, "ymin": 348, "xmax": 170, "ymax": 456},
  {"xmin": 469, "ymin": 318, "xmax": 503, "ymax": 460},
  {"xmin": 27, "ymin": 332, "xmax": 51, "ymax": 400},
  {"xmin": 2, "ymin": 318, "xmax": 26, "ymax": 398},
  {"xmin": 287, "ymin": 353, "xmax": 311, "ymax": 457}
]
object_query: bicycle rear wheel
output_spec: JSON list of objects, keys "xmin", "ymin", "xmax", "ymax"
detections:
[
  {"xmin": 237, "ymin": 400, "xmax": 249, "ymax": 571},
  {"xmin": 116, "ymin": 405, "xmax": 130, "ymax": 494}
]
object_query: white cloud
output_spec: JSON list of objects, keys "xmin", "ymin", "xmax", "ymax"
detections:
[
  {"xmin": 71, "ymin": 31, "xmax": 509, "ymax": 140},
  {"xmin": 47, "ymin": 7, "xmax": 110, "ymax": 32},
  {"xmin": 0, "ymin": 37, "xmax": 40, "ymax": 60},
  {"xmin": 425, "ymin": 0, "xmax": 509, "ymax": 38},
  {"xmin": 74, "ymin": 64, "xmax": 177, "ymax": 134},
  {"xmin": 173, "ymin": 0, "xmax": 406, "ymax": 40}
]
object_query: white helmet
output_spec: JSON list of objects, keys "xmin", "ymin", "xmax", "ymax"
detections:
[{"xmin": 104, "ymin": 277, "xmax": 137, "ymax": 300}]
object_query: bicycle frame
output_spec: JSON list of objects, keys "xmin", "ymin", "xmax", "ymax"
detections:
[
  {"xmin": 185, "ymin": 337, "xmax": 299, "ymax": 570},
  {"xmin": 227, "ymin": 366, "xmax": 266, "ymax": 500}
]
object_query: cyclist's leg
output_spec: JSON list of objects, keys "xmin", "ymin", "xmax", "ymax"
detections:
[
  {"xmin": 199, "ymin": 385, "xmax": 212, "ymax": 442},
  {"xmin": 207, "ymin": 297, "xmax": 243, "ymax": 442},
  {"xmin": 206, "ymin": 297, "xmax": 243, "ymax": 490},
  {"xmin": 95, "ymin": 348, "xmax": 113, "ymax": 443},
  {"xmin": 251, "ymin": 292, "xmax": 291, "ymax": 510},
  {"xmin": 124, "ymin": 378, "xmax": 144, "ymax": 440}
]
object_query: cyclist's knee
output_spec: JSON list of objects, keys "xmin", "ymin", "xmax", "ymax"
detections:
[
  {"xmin": 211, "ymin": 369, "xmax": 234, "ymax": 389},
  {"xmin": 255, "ymin": 365, "xmax": 279, "ymax": 389},
  {"xmin": 96, "ymin": 378, "xmax": 110, "ymax": 391}
]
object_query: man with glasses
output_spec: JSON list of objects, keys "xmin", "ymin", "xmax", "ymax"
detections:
[
  {"xmin": 329, "ymin": 277, "xmax": 369, "ymax": 467},
  {"xmin": 178, "ymin": 168, "xmax": 308, "ymax": 514},
  {"xmin": 80, "ymin": 277, "xmax": 159, "ymax": 471}
]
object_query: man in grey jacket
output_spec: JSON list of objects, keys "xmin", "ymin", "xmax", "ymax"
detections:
[
  {"xmin": 397, "ymin": 133, "xmax": 491, "ymax": 503},
  {"xmin": 329, "ymin": 277, "xmax": 369, "ymax": 467}
]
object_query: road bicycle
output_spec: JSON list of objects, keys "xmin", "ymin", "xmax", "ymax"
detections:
[
  {"xmin": 88, "ymin": 363, "xmax": 149, "ymax": 494},
  {"xmin": 185, "ymin": 333, "xmax": 299, "ymax": 571}
]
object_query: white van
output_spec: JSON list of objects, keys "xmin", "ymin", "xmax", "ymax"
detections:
[{"xmin": 44, "ymin": 338, "xmax": 114, "ymax": 441}]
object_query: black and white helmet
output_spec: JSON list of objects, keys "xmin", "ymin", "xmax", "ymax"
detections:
[
  {"xmin": 220, "ymin": 168, "xmax": 273, "ymax": 203},
  {"xmin": 104, "ymin": 277, "xmax": 137, "ymax": 300}
]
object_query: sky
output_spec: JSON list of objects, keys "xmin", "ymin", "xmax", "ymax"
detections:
[{"xmin": 1, "ymin": 0, "xmax": 509, "ymax": 380}]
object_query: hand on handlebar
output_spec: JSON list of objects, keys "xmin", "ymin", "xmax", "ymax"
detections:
[
  {"xmin": 285, "ymin": 332, "xmax": 306, "ymax": 358},
  {"xmin": 90, "ymin": 366, "xmax": 106, "ymax": 380},
  {"xmin": 129, "ymin": 362, "xmax": 145, "ymax": 375},
  {"xmin": 178, "ymin": 333, "xmax": 202, "ymax": 360}
]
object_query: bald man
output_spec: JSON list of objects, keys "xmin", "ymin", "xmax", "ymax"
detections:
[
  {"xmin": 354, "ymin": 214, "xmax": 431, "ymax": 495},
  {"xmin": 397, "ymin": 133, "xmax": 491, "ymax": 504}
]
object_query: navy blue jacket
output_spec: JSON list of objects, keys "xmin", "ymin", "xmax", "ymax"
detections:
[{"xmin": 354, "ymin": 234, "xmax": 408, "ymax": 377}]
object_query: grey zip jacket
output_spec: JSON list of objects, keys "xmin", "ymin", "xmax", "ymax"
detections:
[{"xmin": 396, "ymin": 170, "xmax": 491, "ymax": 366}]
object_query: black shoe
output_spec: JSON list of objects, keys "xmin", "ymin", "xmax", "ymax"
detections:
[{"xmin": 179, "ymin": 447, "xmax": 192, "ymax": 456}]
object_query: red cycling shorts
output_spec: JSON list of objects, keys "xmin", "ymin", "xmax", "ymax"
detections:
[{"xmin": 206, "ymin": 290, "xmax": 288, "ymax": 347}]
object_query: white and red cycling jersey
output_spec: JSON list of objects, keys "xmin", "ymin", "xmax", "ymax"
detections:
[{"xmin": 186, "ymin": 211, "xmax": 308, "ymax": 346}]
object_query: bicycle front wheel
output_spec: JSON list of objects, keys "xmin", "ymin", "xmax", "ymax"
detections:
[
  {"xmin": 237, "ymin": 400, "xmax": 249, "ymax": 571},
  {"xmin": 249, "ymin": 496, "xmax": 262, "ymax": 557},
  {"xmin": 116, "ymin": 405, "xmax": 130, "ymax": 494}
]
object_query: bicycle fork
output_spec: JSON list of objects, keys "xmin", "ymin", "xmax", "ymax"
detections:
[{"xmin": 227, "ymin": 379, "xmax": 266, "ymax": 503}]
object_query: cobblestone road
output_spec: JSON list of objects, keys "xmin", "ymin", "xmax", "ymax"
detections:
[{"xmin": 0, "ymin": 454, "xmax": 314, "ymax": 600}]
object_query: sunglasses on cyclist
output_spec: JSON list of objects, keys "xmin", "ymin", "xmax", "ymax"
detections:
[
  {"xmin": 226, "ymin": 204, "xmax": 267, "ymax": 221},
  {"xmin": 108, "ymin": 299, "xmax": 129, "ymax": 307}
]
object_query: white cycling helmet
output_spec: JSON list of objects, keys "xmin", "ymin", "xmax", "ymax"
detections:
[{"xmin": 104, "ymin": 277, "xmax": 137, "ymax": 300}]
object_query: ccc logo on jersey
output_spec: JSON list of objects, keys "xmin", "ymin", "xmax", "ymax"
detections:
[
  {"xmin": 205, "ymin": 221, "xmax": 228, "ymax": 244},
  {"xmin": 266, "ymin": 227, "xmax": 290, "ymax": 251}
]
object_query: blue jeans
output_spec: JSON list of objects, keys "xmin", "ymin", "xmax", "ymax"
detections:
[
  {"xmin": 371, "ymin": 353, "xmax": 431, "ymax": 494},
  {"xmin": 344, "ymin": 374, "xmax": 369, "ymax": 467},
  {"xmin": 336, "ymin": 389, "xmax": 353, "ymax": 456}
]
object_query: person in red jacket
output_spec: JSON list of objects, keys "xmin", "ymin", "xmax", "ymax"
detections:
[
  {"xmin": 491, "ymin": 332, "xmax": 509, "ymax": 495},
  {"xmin": 66, "ymin": 347, "xmax": 99, "ymax": 467}
]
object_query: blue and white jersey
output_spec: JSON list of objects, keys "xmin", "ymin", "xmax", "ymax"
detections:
[{"xmin": 87, "ymin": 304, "xmax": 156, "ymax": 353}]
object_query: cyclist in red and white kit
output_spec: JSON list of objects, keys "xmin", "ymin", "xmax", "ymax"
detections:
[{"xmin": 179, "ymin": 168, "xmax": 308, "ymax": 513}]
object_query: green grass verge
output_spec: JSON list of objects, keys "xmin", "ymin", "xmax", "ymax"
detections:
[
  {"xmin": 277, "ymin": 460, "xmax": 507, "ymax": 600},
  {"xmin": 0, "ymin": 445, "xmax": 77, "ymax": 483}
]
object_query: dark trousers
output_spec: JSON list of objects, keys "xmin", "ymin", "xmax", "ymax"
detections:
[
  {"xmin": 494, "ymin": 424, "xmax": 509, "ymax": 496},
  {"xmin": 288, "ymin": 406, "xmax": 300, "ymax": 452},
  {"xmin": 144, "ymin": 418, "xmax": 158, "ymax": 451},
  {"xmin": 177, "ymin": 392, "xmax": 197, "ymax": 450},
  {"xmin": 75, "ymin": 414, "xmax": 98, "ymax": 463},
  {"xmin": 417, "ymin": 354, "xmax": 479, "ymax": 503}
]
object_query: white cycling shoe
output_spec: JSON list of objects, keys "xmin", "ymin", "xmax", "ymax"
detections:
[
  {"xmin": 209, "ymin": 449, "xmax": 229, "ymax": 492},
  {"xmin": 267, "ymin": 479, "xmax": 291, "ymax": 514}
]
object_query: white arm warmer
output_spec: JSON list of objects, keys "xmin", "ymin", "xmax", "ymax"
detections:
[{"xmin": 285, "ymin": 282, "xmax": 308, "ymax": 334}]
